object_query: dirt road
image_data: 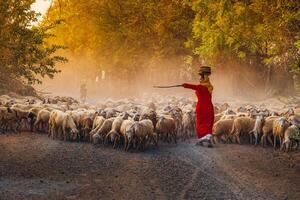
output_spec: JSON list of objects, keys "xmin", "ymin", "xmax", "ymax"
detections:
[{"xmin": 0, "ymin": 133, "xmax": 299, "ymax": 200}]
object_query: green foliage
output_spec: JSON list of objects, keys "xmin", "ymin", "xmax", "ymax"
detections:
[
  {"xmin": 187, "ymin": 0, "xmax": 300, "ymax": 71},
  {"xmin": 0, "ymin": 0, "xmax": 66, "ymax": 85},
  {"xmin": 44, "ymin": 0, "xmax": 194, "ymax": 75},
  {"xmin": 42, "ymin": 0, "xmax": 299, "ymax": 93}
]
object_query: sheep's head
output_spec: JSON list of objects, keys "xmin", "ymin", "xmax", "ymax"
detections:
[
  {"xmin": 120, "ymin": 112, "xmax": 130, "ymax": 120},
  {"xmin": 237, "ymin": 106, "xmax": 247, "ymax": 113},
  {"xmin": 131, "ymin": 113, "xmax": 139, "ymax": 121},
  {"xmin": 93, "ymin": 133, "xmax": 100, "ymax": 144},
  {"xmin": 271, "ymin": 111, "xmax": 279, "ymax": 117},
  {"xmin": 224, "ymin": 109, "xmax": 235, "ymax": 115},
  {"xmin": 289, "ymin": 116, "xmax": 300, "ymax": 127},
  {"xmin": 278, "ymin": 118, "xmax": 288, "ymax": 130},
  {"xmin": 126, "ymin": 129, "xmax": 134, "ymax": 141},
  {"xmin": 100, "ymin": 110, "xmax": 106, "ymax": 118},
  {"xmin": 286, "ymin": 108, "xmax": 294, "ymax": 117},
  {"xmin": 71, "ymin": 128, "xmax": 79, "ymax": 141}
]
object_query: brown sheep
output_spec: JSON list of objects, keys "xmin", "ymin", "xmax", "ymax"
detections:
[
  {"xmin": 230, "ymin": 117, "xmax": 255, "ymax": 144},
  {"xmin": 104, "ymin": 130, "xmax": 121, "ymax": 149},
  {"xmin": 260, "ymin": 116, "xmax": 279, "ymax": 147},
  {"xmin": 220, "ymin": 114, "xmax": 237, "ymax": 120},
  {"xmin": 120, "ymin": 119, "xmax": 135, "ymax": 151},
  {"xmin": 11, "ymin": 107, "xmax": 31, "ymax": 132},
  {"xmin": 104, "ymin": 117, "xmax": 125, "ymax": 148},
  {"xmin": 0, "ymin": 107, "xmax": 15, "ymax": 133},
  {"xmin": 139, "ymin": 109, "xmax": 157, "ymax": 130},
  {"xmin": 212, "ymin": 119, "xmax": 234, "ymax": 144},
  {"xmin": 79, "ymin": 115, "xmax": 94, "ymax": 141},
  {"xmin": 138, "ymin": 119, "xmax": 156, "ymax": 149},
  {"xmin": 219, "ymin": 103, "xmax": 230, "ymax": 113},
  {"xmin": 272, "ymin": 117, "xmax": 289, "ymax": 148},
  {"xmin": 288, "ymin": 114, "xmax": 300, "ymax": 126},
  {"xmin": 182, "ymin": 110, "xmax": 195, "ymax": 140},
  {"xmin": 92, "ymin": 117, "xmax": 115, "ymax": 144},
  {"xmin": 49, "ymin": 110, "xmax": 79, "ymax": 141},
  {"xmin": 214, "ymin": 113, "xmax": 223, "ymax": 123},
  {"xmin": 34, "ymin": 109, "xmax": 50, "ymax": 133},
  {"xmin": 281, "ymin": 125, "xmax": 300, "ymax": 152},
  {"xmin": 156, "ymin": 116, "xmax": 176, "ymax": 144},
  {"xmin": 89, "ymin": 116, "xmax": 105, "ymax": 142}
]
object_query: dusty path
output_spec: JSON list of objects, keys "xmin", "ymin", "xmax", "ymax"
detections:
[{"xmin": 0, "ymin": 133, "xmax": 299, "ymax": 200}]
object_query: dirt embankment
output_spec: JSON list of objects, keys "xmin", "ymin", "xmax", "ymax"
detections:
[{"xmin": 0, "ymin": 133, "xmax": 299, "ymax": 200}]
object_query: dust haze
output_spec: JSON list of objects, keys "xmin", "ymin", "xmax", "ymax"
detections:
[{"xmin": 35, "ymin": 55, "xmax": 272, "ymax": 103}]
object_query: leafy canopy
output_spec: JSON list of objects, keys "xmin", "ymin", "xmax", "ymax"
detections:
[{"xmin": 0, "ymin": 0, "xmax": 66, "ymax": 85}]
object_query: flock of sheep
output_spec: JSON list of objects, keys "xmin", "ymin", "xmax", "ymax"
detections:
[{"xmin": 0, "ymin": 95, "xmax": 300, "ymax": 152}]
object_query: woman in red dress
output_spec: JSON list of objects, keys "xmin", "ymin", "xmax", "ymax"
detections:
[{"xmin": 182, "ymin": 66, "xmax": 214, "ymax": 147}]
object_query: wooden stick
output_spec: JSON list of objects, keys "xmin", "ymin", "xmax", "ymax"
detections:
[{"xmin": 153, "ymin": 84, "xmax": 182, "ymax": 88}]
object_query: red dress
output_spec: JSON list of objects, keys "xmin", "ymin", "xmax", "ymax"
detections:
[{"xmin": 183, "ymin": 83, "xmax": 214, "ymax": 138}]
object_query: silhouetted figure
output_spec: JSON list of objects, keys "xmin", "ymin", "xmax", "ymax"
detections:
[{"xmin": 80, "ymin": 82, "xmax": 87, "ymax": 103}]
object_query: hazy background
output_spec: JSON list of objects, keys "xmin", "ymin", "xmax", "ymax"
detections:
[{"xmin": 31, "ymin": 0, "xmax": 298, "ymax": 103}]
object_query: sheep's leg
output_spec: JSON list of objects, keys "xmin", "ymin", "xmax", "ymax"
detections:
[
  {"xmin": 15, "ymin": 121, "xmax": 20, "ymax": 133},
  {"xmin": 48, "ymin": 124, "xmax": 52, "ymax": 137},
  {"xmin": 59, "ymin": 127, "xmax": 63, "ymax": 140},
  {"xmin": 236, "ymin": 134, "xmax": 241, "ymax": 144},
  {"xmin": 113, "ymin": 138, "xmax": 119, "ymax": 149},
  {"xmin": 63, "ymin": 129, "xmax": 67, "ymax": 141},
  {"xmin": 280, "ymin": 141, "xmax": 285, "ymax": 151},
  {"xmin": 89, "ymin": 132, "xmax": 94, "ymax": 143},
  {"xmin": 34, "ymin": 120, "xmax": 39, "ymax": 132},
  {"xmin": 279, "ymin": 136, "xmax": 282, "ymax": 148},
  {"xmin": 273, "ymin": 135, "xmax": 277, "ymax": 148},
  {"xmin": 212, "ymin": 135, "xmax": 217, "ymax": 144},
  {"xmin": 144, "ymin": 137, "xmax": 147, "ymax": 149},
  {"xmin": 113, "ymin": 140, "xmax": 117, "ymax": 149},
  {"xmin": 249, "ymin": 134, "xmax": 253, "ymax": 145},
  {"xmin": 286, "ymin": 141, "xmax": 290, "ymax": 152},
  {"xmin": 254, "ymin": 134, "xmax": 258, "ymax": 146},
  {"xmin": 12, "ymin": 121, "xmax": 18, "ymax": 133},
  {"xmin": 173, "ymin": 132, "xmax": 177, "ymax": 144},
  {"xmin": 124, "ymin": 137, "xmax": 128, "ymax": 151},
  {"xmin": 267, "ymin": 135, "xmax": 273, "ymax": 147},
  {"xmin": 261, "ymin": 135, "xmax": 265, "ymax": 146},
  {"xmin": 126, "ymin": 141, "xmax": 131, "ymax": 151},
  {"xmin": 40, "ymin": 122, "xmax": 44, "ymax": 133},
  {"xmin": 225, "ymin": 134, "xmax": 230, "ymax": 143},
  {"xmin": 140, "ymin": 138, "xmax": 144, "ymax": 151},
  {"xmin": 38, "ymin": 121, "xmax": 42, "ymax": 132},
  {"xmin": 104, "ymin": 134, "xmax": 110, "ymax": 145},
  {"xmin": 51, "ymin": 126, "xmax": 55, "ymax": 139}
]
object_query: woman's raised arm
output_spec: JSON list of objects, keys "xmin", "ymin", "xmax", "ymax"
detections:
[{"xmin": 182, "ymin": 83, "xmax": 200, "ymax": 90}]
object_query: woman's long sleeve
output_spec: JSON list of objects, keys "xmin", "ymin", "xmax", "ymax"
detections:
[{"xmin": 183, "ymin": 83, "xmax": 200, "ymax": 91}]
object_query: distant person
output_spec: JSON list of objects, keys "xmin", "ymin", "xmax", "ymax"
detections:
[
  {"xmin": 80, "ymin": 81, "xmax": 87, "ymax": 103},
  {"xmin": 182, "ymin": 66, "xmax": 214, "ymax": 147}
]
